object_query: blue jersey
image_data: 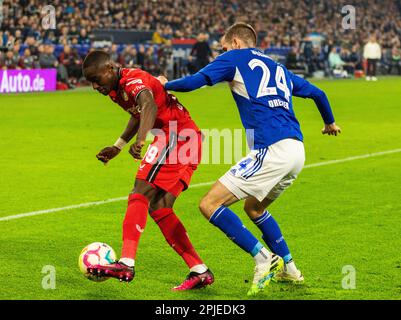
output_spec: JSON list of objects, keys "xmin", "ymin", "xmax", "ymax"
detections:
[{"xmin": 197, "ymin": 48, "xmax": 334, "ymax": 149}]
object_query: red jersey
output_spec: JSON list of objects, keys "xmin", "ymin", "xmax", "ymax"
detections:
[{"xmin": 108, "ymin": 68, "xmax": 199, "ymax": 133}]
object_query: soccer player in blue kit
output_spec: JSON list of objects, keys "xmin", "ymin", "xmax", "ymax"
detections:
[{"xmin": 159, "ymin": 23, "xmax": 341, "ymax": 295}]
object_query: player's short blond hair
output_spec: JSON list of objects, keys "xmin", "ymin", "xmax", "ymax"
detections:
[{"xmin": 224, "ymin": 22, "xmax": 257, "ymax": 47}]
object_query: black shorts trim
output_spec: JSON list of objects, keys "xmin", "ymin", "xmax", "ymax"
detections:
[{"xmin": 146, "ymin": 132, "xmax": 178, "ymax": 183}]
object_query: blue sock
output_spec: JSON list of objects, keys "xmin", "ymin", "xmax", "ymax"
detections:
[
  {"xmin": 253, "ymin": 211, "xmax": 293, "ymax": 263},
  {"xmin": 210, "ymin": 206, "xmax": 263, "ymax": 257}
]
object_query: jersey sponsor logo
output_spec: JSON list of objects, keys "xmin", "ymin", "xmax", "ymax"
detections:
[
  {"xmin": 126, "ymin": 79, "xmax": 143, "ymax": 86},
  {"xmin": 131, "ymin": 85, "xmax": 147, "ymax": 99}
]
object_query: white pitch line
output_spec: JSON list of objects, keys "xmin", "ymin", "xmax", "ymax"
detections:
[
  {"xmin": 1, "ymin": 147, "xmax": 401, "ymax": 222},
  {"xmin": 0, "ymin": 197, "xmax": 128, "ymax": 222},
  {"xmin": 304, "ymin": 148, "xmax": 401, "ymax": 168}
]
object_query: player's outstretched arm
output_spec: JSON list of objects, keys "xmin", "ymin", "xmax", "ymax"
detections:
[
  {"xmin": 290, "ymin": 72, "xmax": 341, "ymax": 136},
  {"xmin": 162, "ymin": 73, "xmax": 209, "ymax": 92},
  {"xmin": 129, "ymin": 90, "xmax": 158, "ymax": 160},
  {"xmin": 96, "ymin": 116, "xmax": 140, "ymax": 164},
  {"xmin": 308, "ymin": 88, "xmax": 341, "ymax": 136},
  {"xmin": 162, "ymin": 52, "xmax": 235, "ymax": 92}
]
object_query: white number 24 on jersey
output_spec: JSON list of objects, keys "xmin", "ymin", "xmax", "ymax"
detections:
[{"xmin": 248, "ymin": 59, "xmax": 290, "ymax": 102}]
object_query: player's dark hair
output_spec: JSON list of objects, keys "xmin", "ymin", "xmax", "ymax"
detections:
[
  {"xmin": 82, "ymin": 50, "xmax": 111, "ymax": 71},
  {"xmin": 224, "ymin": 22, "xmax": 257, "ymax": 47}
]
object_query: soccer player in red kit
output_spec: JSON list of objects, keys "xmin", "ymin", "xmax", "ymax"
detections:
[{"xmin": 82, "ymin": 50, "xmax": 214, "ymax": 290}]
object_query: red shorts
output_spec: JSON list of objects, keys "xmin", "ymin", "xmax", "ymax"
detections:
[{"xmin": 136, "ymin": 130, "xmax": 202, "ymax": 197}]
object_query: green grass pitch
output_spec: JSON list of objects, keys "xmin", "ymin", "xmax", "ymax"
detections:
[{"xmin": 0, "ymin": 77, "xmax": 401, "ymax": 300}]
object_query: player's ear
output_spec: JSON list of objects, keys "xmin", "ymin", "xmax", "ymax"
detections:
[{"xmin": 232, "ymin": 37, "xmax": 240, "ymax": 49}]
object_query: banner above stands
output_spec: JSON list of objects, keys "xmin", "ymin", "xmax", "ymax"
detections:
[
  {"xmin": 0, "ymin": 69, "xmax": 57, "ymax": 94},
  {"xmin": 171, "ymin": 39, "xmax": 197, "ymax": 59}
]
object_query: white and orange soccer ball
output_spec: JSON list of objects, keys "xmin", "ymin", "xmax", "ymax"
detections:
[{"xmin": 78, "ymin": 242, "xmax": 116, "ymax": 282}]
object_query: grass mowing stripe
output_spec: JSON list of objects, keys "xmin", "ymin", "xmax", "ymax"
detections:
[{"xmin": 1, "ymin": 147, "xmax": 400, "ymax": 222}]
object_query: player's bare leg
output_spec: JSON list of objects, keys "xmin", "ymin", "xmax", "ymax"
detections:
[
  {"xmin": 199, "ymin": 181, "xmax": 283, "ymax": 296},
  {"xmin": 198, "ymin": 181, "xmax": 240, "ymax": 219},
  {"xmin": 88, "ymin": 179, "xmax": 157, "ymax": 282},
  {"xmin": 244, "ymin": 197, "xmax": 304, "ymax": 283},
  {"xmin": 149, "ymin": 185, "xmax": 214, "ymax": 290}
]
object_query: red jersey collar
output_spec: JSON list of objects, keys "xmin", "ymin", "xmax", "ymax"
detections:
[{"xmin": 108, "ymin": 67, "xmax": 124, "ymax": 99}]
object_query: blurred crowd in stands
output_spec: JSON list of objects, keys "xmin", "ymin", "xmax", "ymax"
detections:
[{"xmin": 1, "ymin": 0, "xmax": 401, "ymax": 87}]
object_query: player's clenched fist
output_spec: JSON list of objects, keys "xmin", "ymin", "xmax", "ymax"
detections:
[
  {"xmin": 96, "ymin": 146, "xmax": 121, "ymax": 163},
  {"xmin": 129, "ymin": 140, "xmax": 145, "ymax": 160},
  {"xmin": 322, "ymin": 123, "xmax": 342, "ymax": 136}
]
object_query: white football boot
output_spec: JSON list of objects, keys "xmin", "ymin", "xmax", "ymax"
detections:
[
  {"xmin": 273, "ymin": 263, "xmax": 304, "ymax": 283},
  {"xmin": 247, "ymin": 253, "xmax": 284, "ymax": 296}
]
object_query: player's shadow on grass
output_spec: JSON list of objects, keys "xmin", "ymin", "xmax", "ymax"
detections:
[
  {"xmin": 246, "ymin": 282, "xmax": 311, "ymax": 300},
  {"xmin": 169, "ymin": 287, "xmax": 222, "ymax": 300},
  {"xmin": 272, "ymin": 282, "xmax": 312, "ymax": 298},
  {"xmin": 79, "ymin": 281, "xmax": 137, "ymax": 300}
]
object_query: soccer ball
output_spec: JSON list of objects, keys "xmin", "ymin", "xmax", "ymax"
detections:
[{"xmin": 78, "ymin": 242, "xmax": 116, "ymax": 282}]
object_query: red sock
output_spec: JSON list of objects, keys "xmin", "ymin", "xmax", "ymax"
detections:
[
  {"xmin": 121, "ymin": 193, "xmax": 149, "ymax": 260},
  {"xmin": 150, "ymin": 208, "xmax": 203, "ymax": 268}
]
